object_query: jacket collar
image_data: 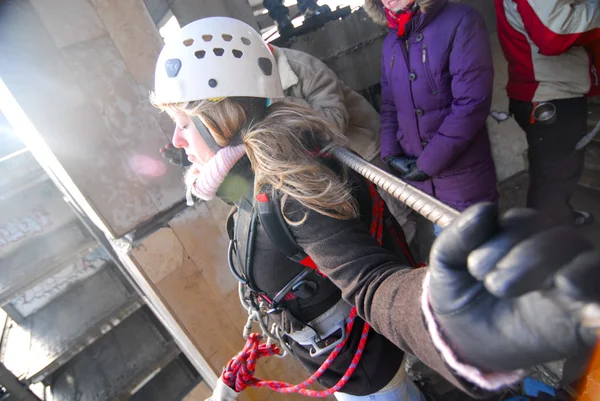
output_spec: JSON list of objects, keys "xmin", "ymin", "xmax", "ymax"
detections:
[
  {"xmin": 365, "ymin": 0, "xmax": 448, "ymax": 29},
  {"xmin": 270, "ymin": 45, "xmax": 298, "ymax": 92}
]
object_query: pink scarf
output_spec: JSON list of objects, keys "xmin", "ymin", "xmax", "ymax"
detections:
[{"xmin": 185, "ymin": 144, "xmax": 247, "ymax": 205}]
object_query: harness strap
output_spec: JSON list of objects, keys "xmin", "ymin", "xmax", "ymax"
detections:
[{"xmin": 220, "ymin": 181, "xmax": 389, "ymax": 397}]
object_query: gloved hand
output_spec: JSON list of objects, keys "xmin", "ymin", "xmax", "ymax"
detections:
[
  {"xmin": 160, "ymin": 143, "xmax": 191, "ymax": 167},
  {"xmin": 386, "ymin": 155, "xmax": 415, "ymax": 176},
  {"xmin": 386, "ymin": 156, "xmax": 429, "ymax": 182},
  {"xmin": 428, "ymin": 203, "xmax": 600, "ymax": 373},
  {"xmin": 402, "ymin": 162, "xmax": 429, "ymax": 182}
]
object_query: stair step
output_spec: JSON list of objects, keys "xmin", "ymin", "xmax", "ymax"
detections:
[
  {"xmin": 0, "ymin": 221, "xmax": 96, "ymax": 306},
  {"xmin": 129, "ymin": 356, "xmax": 201, "ymax": 401},
  {"xmin": 579, "ymin": 168, "xmax": 600, "ymax": 191},
  {"xmin": 0, "ymin": 177, "xmax": 76, "ymax": 257},
  {"xmin": 0, "ymin": 265, "xmax": 142, "ymax": 384},
  {"xmin": 49, "ymin": 307, "xmax": 178, "ymax": 401},
  {"xmin": 0, "ymin": 151, "xmax": 48, "ymax": 203}
]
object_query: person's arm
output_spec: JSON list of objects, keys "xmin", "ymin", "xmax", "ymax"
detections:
[
  {"xmin": 517, "ymin": 0, "xmax": 600, "ymax": 55},
  {"xmin": 285, "ymin": 199, "xmax": 486, "ymax": 395},
  {"xmin": 287, "ymin": 189, "xmax": 600, "ymax": 393},
  {"xmin": 284, "ymin": 55, "xmax": 349, "ymax": 135},
  {"xmin": 417, "ymin": 9, "xmax": 493, "ymax": 177},
  {"xmin": 379, "ymin": 55, "xmax": 403, "ymax": 161}
]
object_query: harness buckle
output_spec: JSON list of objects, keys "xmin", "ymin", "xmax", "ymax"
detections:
[{"xmin": 286, "ymin": 299, "xmax": 352, "ymax": 358}]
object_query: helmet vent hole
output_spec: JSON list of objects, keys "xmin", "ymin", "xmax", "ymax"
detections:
[
  {"xmin": 213, "ymin": 48, "xmax": 225, "ymax": 57},
  {"xmin": 241, "ymin": 37, "xmax": 251, "ymax": 46},
  {"xmin": 195, "ymin": 50, "xmax": 206, "ymax": 59},
  {"xmin": 232, "ymin": 49, "xmax": 243, "ymax": 59},
  {"xmin": 202, "ymin": 34, "xmax": 213, "ymax": 42},
  {"xmin": 222, "ymin": 34, "xmax": 233, "ymax": 42},
  {"xmin": 258, "ymin": 57, "xmax": 273, "ymax": 76},
  {"xmin": 183, "ymin": 39, "xmax": 194, "ymax": 47}
]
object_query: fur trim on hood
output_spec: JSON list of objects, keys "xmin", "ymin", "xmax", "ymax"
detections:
[{"xmin": 364, "ymin": 0, "xmax": 440, "ymax": 25}]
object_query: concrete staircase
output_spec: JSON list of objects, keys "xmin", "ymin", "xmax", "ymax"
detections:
[
  {"xmin": 580, "ymin": 103, "xmax": 600, "ymax": 191},
  {"xmin": 0, "ymin": 121, "xmax": 203, "ymax": 400}
]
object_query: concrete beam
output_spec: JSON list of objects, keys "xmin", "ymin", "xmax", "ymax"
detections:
[
  {"xmin": 288, "ymin": 9, "xmax": 386, "ymax": 92},
  {"xmin": 167, "ymin": 0, "xmax": 258, "ymax": 30}
]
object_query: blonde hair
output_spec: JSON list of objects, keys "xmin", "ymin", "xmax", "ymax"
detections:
[{"xmin": 151, "ymin": 97, "xmax": 358, "ymax": 223}]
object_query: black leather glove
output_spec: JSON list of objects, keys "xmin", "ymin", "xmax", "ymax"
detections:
[
  {"xmin": 160, "ymin": 144, "xmax": 191, "ymax": 167},
  {"xmin": 386, "ymin": 155, "xmax": 415, "ymax": 176},
  {"xmin": 386, "ymin": 156, "xmax": 429, "ymax": 182},
  {"xmin": 428, "ymin": 203, "xmax": 600, "ymax": 373},
  {"xmin": 402, "ymin": 162, "xmax": 429, "ymax": 182}
]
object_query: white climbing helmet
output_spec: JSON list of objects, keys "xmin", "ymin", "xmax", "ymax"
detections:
[{"xmin": 154, "ymin": 17, "xmax": 284, "ymax": 104}]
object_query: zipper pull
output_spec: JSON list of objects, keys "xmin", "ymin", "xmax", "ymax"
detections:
[
  {"xmin": 422, "ymin": 48, "xmax": 427, "ymax": 64},
  {"xmin": 391, "ymin": 49, "xmax": 396, "ymax": 69}
]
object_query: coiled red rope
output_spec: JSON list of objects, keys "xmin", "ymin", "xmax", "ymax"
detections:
[
  {"xmin": 221, "ymin": 183, "xmax": 386, "ymax": 397},
  {"xmin": 222, "ymin": 308, "xmax": 370, "ymax": 397}
]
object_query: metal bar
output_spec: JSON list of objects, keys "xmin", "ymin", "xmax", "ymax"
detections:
[
  {"xmin": 330, "ymin": 147, "xmax": 459, "ymax": 227},
  {"xmin": 331, "ymin": 147, "xmax": 600, "ymax": 332},
  {"xmin": 0, "ymin": 364, "xmax": 40, "ymax": 401}
]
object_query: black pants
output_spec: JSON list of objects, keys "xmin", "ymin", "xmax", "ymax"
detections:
[
  {"xmin": 509, "ymin": 97, "xmax": 588, "ymax": 225},
  {"xmin": 263, "ymin": 0, "xmax": 318, "ymax": 21}
]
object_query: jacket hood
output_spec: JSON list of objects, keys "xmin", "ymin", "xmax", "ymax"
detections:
[{"xmin": 364, "ymin": 0, "xmax": 441, "ymax": 25}]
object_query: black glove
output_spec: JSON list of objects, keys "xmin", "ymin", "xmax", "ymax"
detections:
[
  {"xmin": 386, "ymin": 155, "xmax": 415, "ymax": 176},
  {"xmin": 386, "ymin": 156, "xmax": 429, "ymax": 182},
  {"xmin": 428, "ymin": 203, "xmax": 600, "ymax": 373},
  {"xmin": 160, "ymin": 144, "xmax": 191, "ymax": 167},
  {"xmin": 402, "ymin": 163, "xmax": 429, "ymax": 182}
]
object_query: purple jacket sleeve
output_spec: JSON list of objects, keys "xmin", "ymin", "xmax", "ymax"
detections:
[
  {"xmin": 417, "ymin": 9, "xmax": 493, "ymax": 177},
  {"xmin": 379, "ymin": 52, "xmax": 403, "ymax": 161}
]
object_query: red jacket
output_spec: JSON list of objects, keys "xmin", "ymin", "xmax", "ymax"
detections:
[{"xmin": 495, "ymin": 0, "xmax": 600, "ymax": 101}]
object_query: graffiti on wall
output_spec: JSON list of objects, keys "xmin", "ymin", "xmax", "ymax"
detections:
[
  {"xmin": 9, "ymin": 247, "xmax": 112, "ymax": 317},
  {"xmin": 0, "ymin": 208, "xmax": 51, "ymax": 248}
]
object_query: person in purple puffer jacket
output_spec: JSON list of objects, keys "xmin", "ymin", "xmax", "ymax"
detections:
[{"xmin": 365, "ymin": 0, "xmax": 498, "ymax": 214}]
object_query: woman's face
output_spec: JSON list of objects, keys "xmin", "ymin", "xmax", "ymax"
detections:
[
  {"xmin": 381, "ymin": 0, "xmax": 413, "ymax": 12},
  {"xmin": 171, "ymin": 113, "xmax": 215, "ymax": 165}
]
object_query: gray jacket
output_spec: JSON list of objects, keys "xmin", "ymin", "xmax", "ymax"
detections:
[{"xmin": 272, "ymin": 46, "xmax": 381, "ymax": 161}]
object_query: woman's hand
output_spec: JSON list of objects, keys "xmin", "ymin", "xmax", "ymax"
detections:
[
  {"xmin": 428, "ymin": 203, "xmax": 599, "ymax": 373},
  {"xmin": 386, "ymin": 156, "xmax": 429, "ymax": 182},
  {"xmin": 159, "ymin": 143, "xmax": 191, "ymax": 167}
]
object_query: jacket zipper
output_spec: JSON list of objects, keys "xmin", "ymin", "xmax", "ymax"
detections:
[
  {"xmin": 592, "ymin": 65, "xmax": 599, "ymax": 87},
  {"xmin": 422, "ymin": 46, "xmax": 438, "ymax": 95}
]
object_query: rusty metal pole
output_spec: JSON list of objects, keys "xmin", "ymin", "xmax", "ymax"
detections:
[{"xmin": 330, "ymin": 147, "xmax": 459, "ymax": 227}]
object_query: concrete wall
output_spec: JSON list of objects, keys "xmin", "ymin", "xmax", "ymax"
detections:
[{"xmin": 0, "ymin": 0, "xmax": 182, "ymax": 238}]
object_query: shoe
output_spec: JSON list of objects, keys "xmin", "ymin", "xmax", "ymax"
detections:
[
  {"xmin": 276, "ymin": 16, "xmax": 294, "ymax": 34},
  {"xmin": 573, "ymin": 210, "xmax": 594, "ymax": 226}
]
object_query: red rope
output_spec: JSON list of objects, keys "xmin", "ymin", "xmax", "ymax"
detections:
[{"xmin": 221, "ymin": 182, "xmax": 389, "ymax": 397}]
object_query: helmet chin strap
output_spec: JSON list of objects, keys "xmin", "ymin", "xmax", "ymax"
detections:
[{"xmin": 190, "ymin": 116, "xmax": 222, "ymax": 154}]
